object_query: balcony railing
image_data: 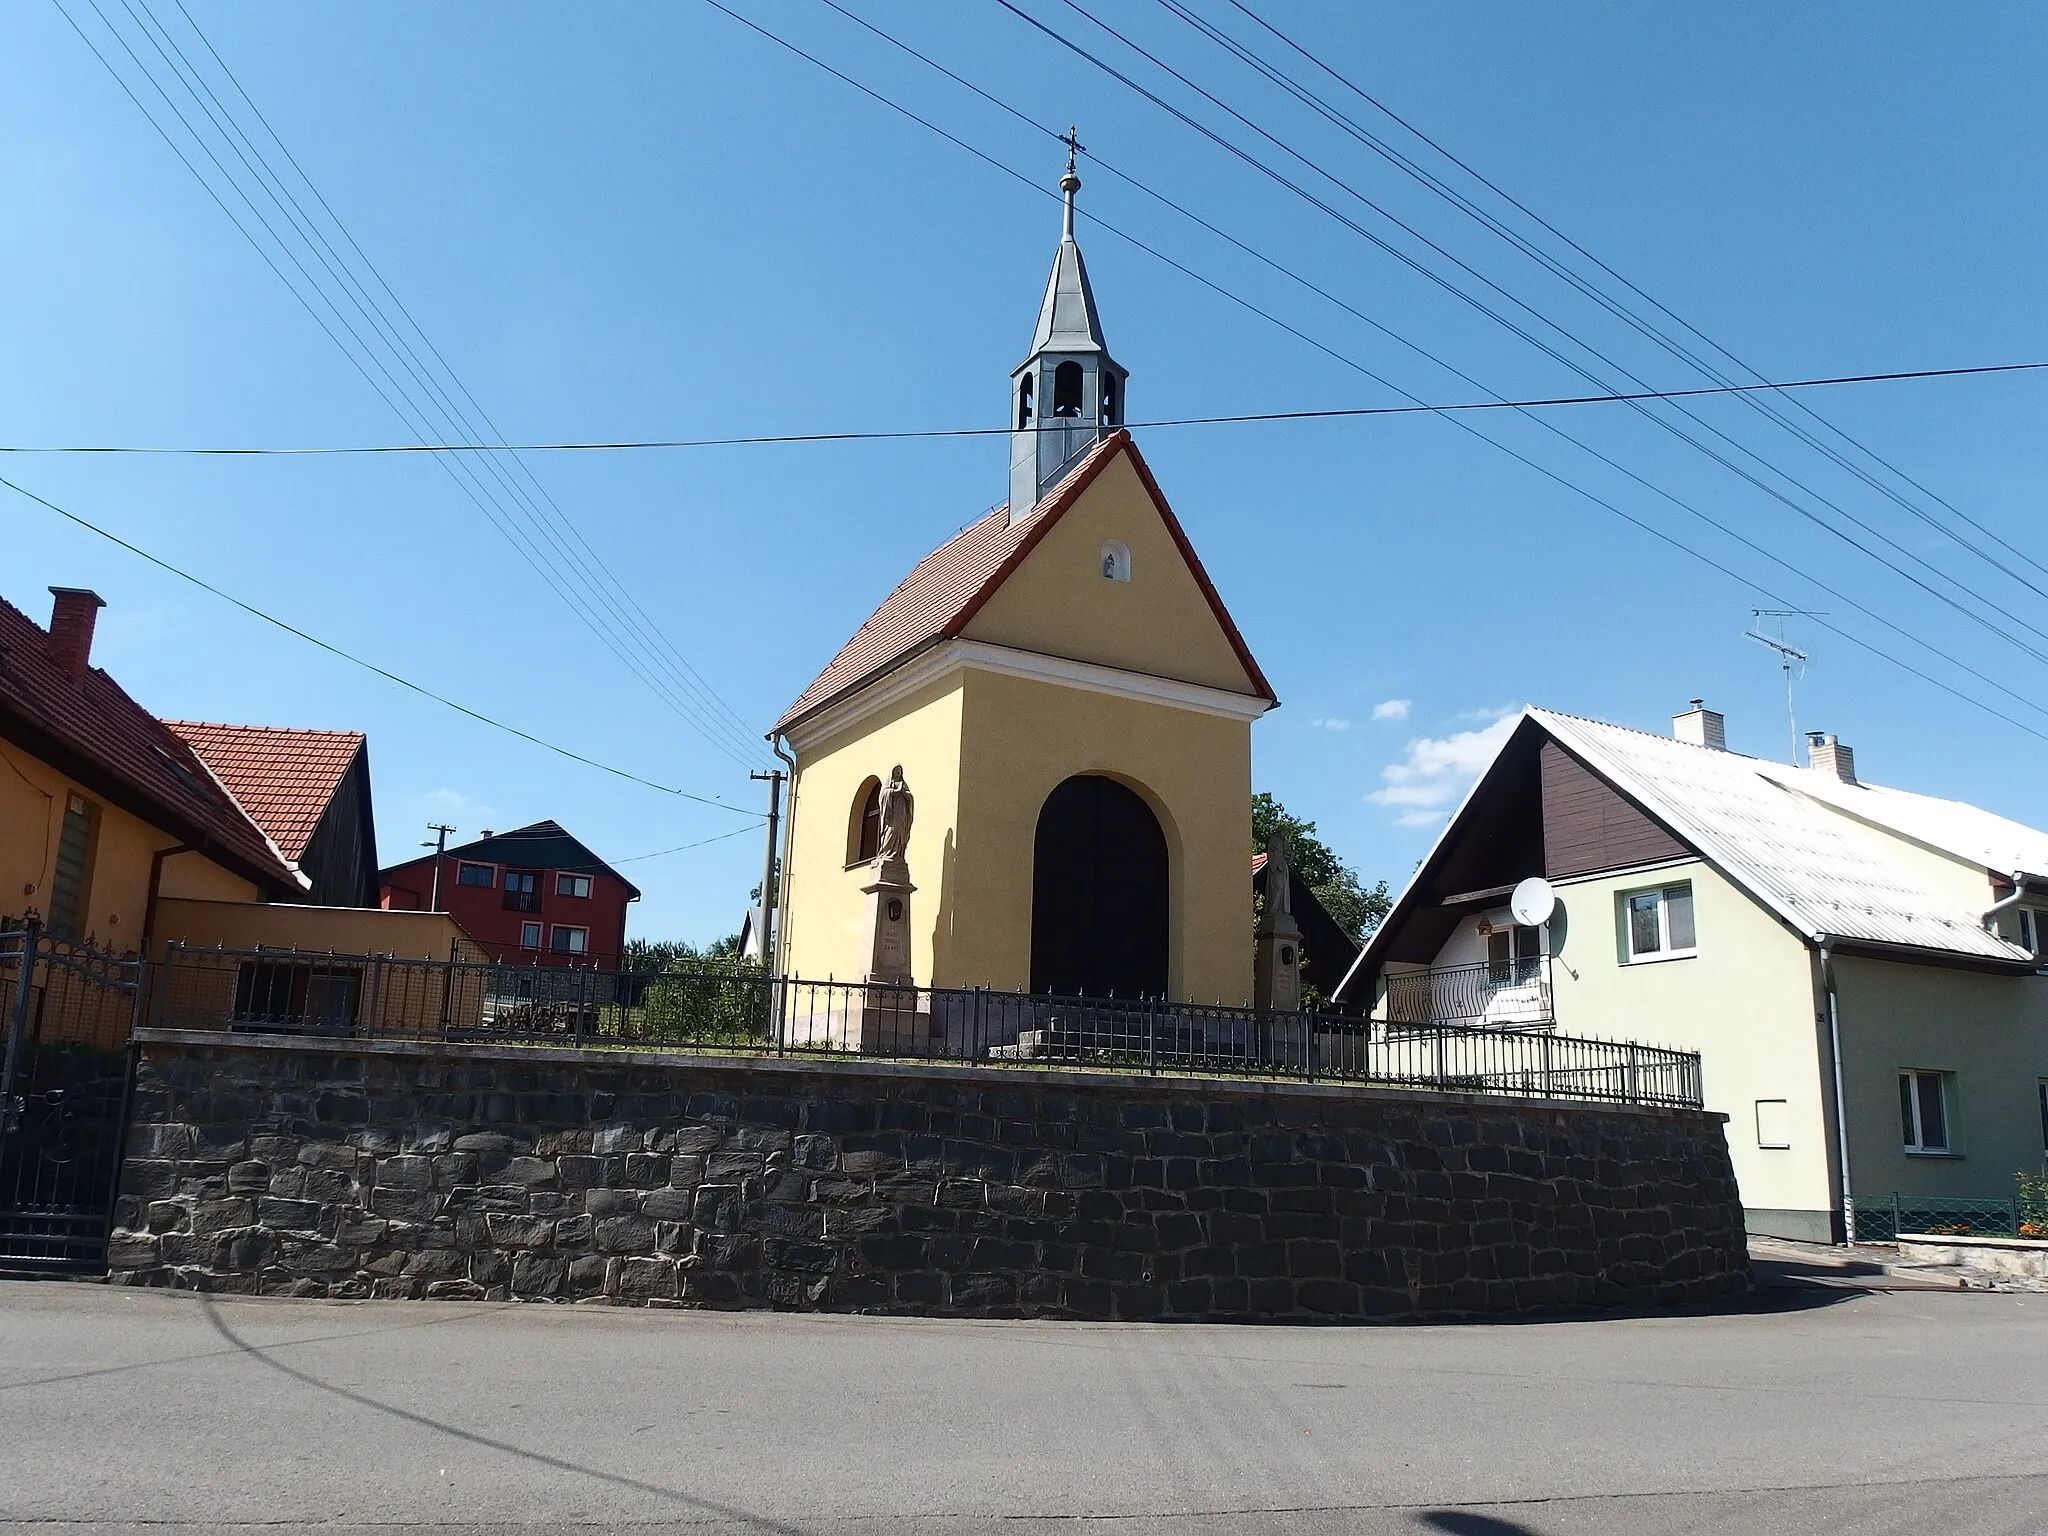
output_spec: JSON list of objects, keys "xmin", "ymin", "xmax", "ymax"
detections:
[{"xmin": 1382, "ymin": 957, "xmax": 1554, "ymax": 1031}]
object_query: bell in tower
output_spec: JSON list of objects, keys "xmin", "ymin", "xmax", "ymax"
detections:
[{"xmin": 1008, "ymin": 133, "xmax": 1128, "ymax": 524}]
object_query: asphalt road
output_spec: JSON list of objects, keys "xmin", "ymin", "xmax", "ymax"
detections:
[{"xmin": 1, "ymin": 1280, "xmax": 2044, "ymax": 1534}]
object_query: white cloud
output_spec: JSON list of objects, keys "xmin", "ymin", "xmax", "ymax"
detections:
[
  {"xmin": 1371, "ymin": 698, "xmax": 1411, "ymax": 722},
  {"xmin": 1310, "ymin": 716, "xmax": 1351, "ymax": 731},
  {"xmin": 1366, "ymin": 707, "xmax": 1521, "ymax": 823},
  {"xmin": 420, "ymin": 787, "xmax": 500, "ymax": 822}
]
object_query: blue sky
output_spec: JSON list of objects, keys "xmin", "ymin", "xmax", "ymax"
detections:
[{"xmin": 5, "ymin": 2, "xmax": 2044, "ymax": 942}]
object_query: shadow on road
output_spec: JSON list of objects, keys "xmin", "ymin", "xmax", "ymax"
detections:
[
  {"xmin": 199, "ymin": 1296, "xmax": 808, "ymax": 1535},
  {"xmin": 1419, "ymin": 1513, "xmax": 1542, "ymax": 1535}
]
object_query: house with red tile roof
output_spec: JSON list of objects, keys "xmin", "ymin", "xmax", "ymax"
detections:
[
  {"xmin": 1, "ymin": 584, "xmax": 470, "ymax": 969},
  {"xmin": 163, "ymin": 722, "xmax": 378, "ymax": 906},
  {"xmin": 768, "ymin": 162, "xmax": 1276, "ymax": 1007}
]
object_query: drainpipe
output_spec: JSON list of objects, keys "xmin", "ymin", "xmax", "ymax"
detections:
[
  {"xmin": 1817, "ymin": 937, "xmax": 1856, "ymax": 1246},
  {"xmin": 768, "ymin": 734, "xmax": 798, "ymax": 979},
  {"xmin": 1980, "ymin": 870, "xmax": 2030, "ymax": 934}
]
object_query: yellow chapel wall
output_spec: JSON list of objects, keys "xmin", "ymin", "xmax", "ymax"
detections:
[
  {"xmin": 950, "ymin": 668, "xmax": 1254, "ymax": 1004},
  {"xmin": 780, "ymin": 673, "xmax": 964, "ymax": 987},
  {"xmin": 961, "ymin": 451, "xmax": 1260, "ymax": 697}
]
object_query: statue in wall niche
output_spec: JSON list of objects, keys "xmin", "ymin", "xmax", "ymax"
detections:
[
  {"xmin": 1263, "ymin": 832, "xmax": 1292, "ymax": 920},
  {"xmin": 875, "ymin": 764, "xmax": 914, "ymax": 867}
]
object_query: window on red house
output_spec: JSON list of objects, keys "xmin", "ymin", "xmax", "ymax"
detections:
[
  {"xmin": 551, "ymin": 925, "xmax": 589, "ymax": 956},
  {"xmin": 556, "ymin": 873, "xmax": 592, "ymax": 899},
  {"xmin": 456, "ymin": 862, "xmax": 494, "ymax": 887},
  {"xmin": 520, "ymin": 921, "xmax": 541, "ymax": 950},
  {"xmin": 503, "ymin": 871, "xmax": 540, "ymax": 912}
]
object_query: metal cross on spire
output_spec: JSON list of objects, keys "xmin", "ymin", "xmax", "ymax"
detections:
[{"xmin": 1059, "ymin": 126, "xmax": 1083, "ymax": 239}]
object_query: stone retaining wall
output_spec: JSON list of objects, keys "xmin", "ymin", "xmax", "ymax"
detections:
[{"xmin": 107, "ymin": 1031, "xmax": 1748, "ymax": 1319}]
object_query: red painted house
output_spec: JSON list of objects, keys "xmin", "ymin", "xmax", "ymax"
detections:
[{"xmin": 378, "ymin": 820, "xmax": 637, "ymax": 969}]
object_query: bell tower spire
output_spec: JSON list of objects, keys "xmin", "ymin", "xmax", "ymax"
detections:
[{"xmin": 1009, "ymin": 134, "xmax": 1126, "ymax": 524}]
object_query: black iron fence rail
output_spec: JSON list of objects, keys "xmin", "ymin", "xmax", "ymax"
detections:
[{"xmin": 153, "ymin": 944, "xmax": 1704, "ymax": 1110}]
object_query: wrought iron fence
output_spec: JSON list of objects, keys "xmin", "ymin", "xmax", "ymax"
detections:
[
  {"xmin": 1, "ymin": 919, "xmax": 145, "ymax": 1269},
  {"xmin": 153, "ymin": 944, "xmax": 1703, "ymax": 1109},
  {"xmin": 1382, "ymin": 957, "xmax": 1554, "ymax": 1030},
  {"xmin": 1854, "ymin": 1192, "xmax": 2037, "ymax": 1243}
]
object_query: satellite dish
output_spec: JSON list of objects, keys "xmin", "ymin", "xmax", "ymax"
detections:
[{"xmin": 1509, "ymin": 877, "xmax": 1556, "ymax": 927}]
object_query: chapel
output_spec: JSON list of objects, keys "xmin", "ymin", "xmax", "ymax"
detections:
[{"xmin": 771, "ymin": 151, "xmax": 1276, "ymax": 1005}]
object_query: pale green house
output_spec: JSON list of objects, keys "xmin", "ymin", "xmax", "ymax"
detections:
[{"xmin": 1338, "ymin": 703, "xmax": 2048, "ymax": 1243}]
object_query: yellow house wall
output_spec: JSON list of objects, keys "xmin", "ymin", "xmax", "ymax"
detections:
[
  {"xmin": 0, "ymin": 737, "xmax": 259, "ymax": 948},
  {"xmin": 1539, "ymin": 858, "xmax": 1835, "ymax": 1231},
  {"xmin": 1831, "ymin": 956, "xmax": 2048, "ymax": 1203},
  {"xmin": 951, "ymin": 668, "xmax": 1253, "ymax": 1003},
  {"xmin": 962, "ymin": 453, "xmax": 1259, "ymax": 696},
  {"xmin": 781, "ymin": 674, "xmax": 964, "ymax": 987}
]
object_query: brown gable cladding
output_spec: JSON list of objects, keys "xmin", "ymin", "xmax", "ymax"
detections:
[
  {"xmin": 775, "ymin": 431, "xmax": 1274, "ymax": 733},
  {"xmin": 1540, "ymin": 740, "xmax": 1688, "ymax": 878},
  {"xmin": 0, "ymin": 592, "xmax": 300, "ymax": 896}
]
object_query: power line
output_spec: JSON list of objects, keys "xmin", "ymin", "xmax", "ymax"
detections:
[
  {"xmin": 1005, "ymin": 0, "xmax": 2048, "ymax": 668},
  {"xmin": 57, "ymin": 0, "xmax": 768, "ymax": 771},
  {"xmin": 706, "ymin": 0, "xmax": 2048, "ymax": 744},
  {"xmin": 3, "ymin": 361, "xmax": 2038, "ymax": 455},
  {"xmin": 0, "ymin": 470, "xmax": 764, "ymax": 814},
  {"xmin": 1216, "ymin": 0, "xmax": 2048, "ymax": 595},
  {"xmin": 614, "ymin": 824, "xmax": 762, "ymax": 863}
]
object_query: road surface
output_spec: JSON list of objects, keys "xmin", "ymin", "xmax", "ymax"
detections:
[{"xmin": 1, "ymin": 1279, "xmax": 2043, "ymax": 1533}]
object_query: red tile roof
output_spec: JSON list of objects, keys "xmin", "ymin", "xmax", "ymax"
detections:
[
  {"xmin": 163, "ymin": 721, "xmax": 364, "ymax": 862},
  {"xmin": 0, "ymin": 595, "xmax": 301, "ymax": 894},
  {"xmin": 775, "ymin": 432, "xmax": 1274, "ymax": 732}
]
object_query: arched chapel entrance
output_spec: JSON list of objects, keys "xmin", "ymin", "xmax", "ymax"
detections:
[{"xmin": 1029, "ymin": 774, "xmax": 1169, "ymax": 999}]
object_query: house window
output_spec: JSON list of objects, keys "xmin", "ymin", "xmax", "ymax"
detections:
[
  {"xmin": 1899, "ymin": 1070, "xmax": 1951, "ymax": 1154},
  {"xmin": 456, "ymin": 862, "xmax": 494, "ymax": 888},
  {"xmin": 850, "ymin": 778, "xmax": 882, "ymax": 865},
  {"xmin": 556, "ymin": 873, "xmax": 592, "ymax": 899},
  {"xmin": 1100, "ymin": 540, "xmax": 1131, "ymax": 582},
  {"xmin": 520, "ymin": 921, "xmax": 542, "ymax": 950},
  {"xmin": 551, "ymin": 925, "xmax": 589, "ymax": 956},
  {"xmin": 1485, "ymin": 922, "xmax": 1542, "ymax": 984},
  {"xmin": 1621, "ymin": 882, "xmax": 1696, "ymax": 962},
  {"xmin": 47, "ymin": 793, "xmax": 99, "ymax": 938},
  {"xmin": 502, "ymin": 870, "xmax": 540, "ymax": 912}
]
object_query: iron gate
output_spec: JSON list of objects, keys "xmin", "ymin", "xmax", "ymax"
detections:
[{"xmin": 0, "ymin": 918, "xmax": 144, "ymax": 1270}]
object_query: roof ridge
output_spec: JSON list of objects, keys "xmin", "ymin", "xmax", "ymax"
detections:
[{"xmin": 163, "ymin": 718, "xmax": 365, "ymax": 740}]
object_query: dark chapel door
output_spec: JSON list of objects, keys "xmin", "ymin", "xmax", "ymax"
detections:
[{"xmin": 1029, "ymin": 775, "xmax": 1169, "ymax": 999}]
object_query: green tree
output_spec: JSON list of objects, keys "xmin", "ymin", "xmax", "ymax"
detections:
[{"xmin": 1252, "ymin": 791, "xmax": 1390, "ymax": 942}]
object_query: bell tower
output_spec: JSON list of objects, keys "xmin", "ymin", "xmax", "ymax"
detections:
[{"xmin": 1008, "ymin": 132, "xmax": 1128, "ymax": 524}]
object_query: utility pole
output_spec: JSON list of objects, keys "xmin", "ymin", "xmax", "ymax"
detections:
[
  {"xmin": 748, "ymin": 771, "xmax": 783, "ymax": 970},
  {"xmin": 422, "ymin": 824, "xmax": 456, "ymax": 912},
  {"xmin": 1746, "ymin": 609, "xmax": 1823, "ymax": 763}
]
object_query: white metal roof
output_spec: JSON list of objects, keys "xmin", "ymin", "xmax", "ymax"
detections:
[{"xmin": 1531, "ymin": 709, "xmax": 2033, "ymax": 962}]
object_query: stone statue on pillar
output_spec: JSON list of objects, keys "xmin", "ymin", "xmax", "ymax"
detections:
[
  {"xmin": 861, "ymin": 766, "xmax": 916, "ymax": 988},
  {"xmin": 1254, "ymin": 832, "xmax": 1303, "ymax": 1015}
]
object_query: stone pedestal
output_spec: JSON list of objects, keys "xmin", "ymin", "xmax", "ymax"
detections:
[
  {"xmin": 856, "ymin": 859, "xmax": 926, "ymax": 1052},
  {"xmin": 1253, "ymin": 911, "xmax": 1302, "ymax": 1015}
]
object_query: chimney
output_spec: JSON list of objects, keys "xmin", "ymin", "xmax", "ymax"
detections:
[
  {"xmin": 45, "ymin": 588, "xmax": 106, "ymax": 682},
  {"xmin": 1672, "ymin": 698, "xmax": 1726, "ymax": 751},
  {"xmin": 1807, "ymin": 731, "xmax": 1856, "ymax": 784}
]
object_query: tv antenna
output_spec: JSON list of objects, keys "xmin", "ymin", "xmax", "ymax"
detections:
[{"xmin": 1746, "ymin": 609, "xmax": 1823, "ymax": 762}]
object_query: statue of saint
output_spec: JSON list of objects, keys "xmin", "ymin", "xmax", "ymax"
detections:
[
  {"xmin": 1264, "ymin": 832, "xmax": 1292, "ymax": 918},
  {"xmin": 875, "ymin": 765, "xmax": 914, "ymax": 866}
]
